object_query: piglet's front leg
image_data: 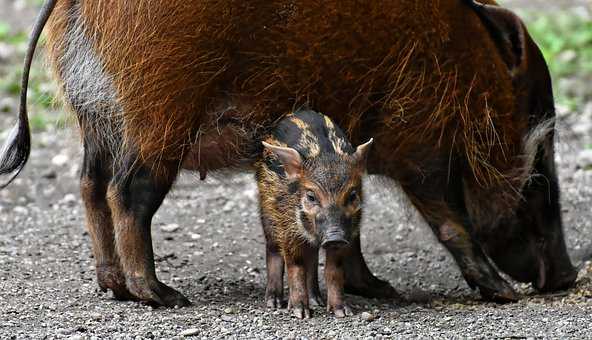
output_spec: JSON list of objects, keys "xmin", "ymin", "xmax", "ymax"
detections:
[
  {"xmin": 305, "ymin": 251, "xmax": 325, "ymax": 307},
  {"xmin": 286, "ymin": 254, "xmax": 311, "ymax": 319},
  {"xmin": 325, "ymin": 247, "xmax": 353, "ymax": 318}
]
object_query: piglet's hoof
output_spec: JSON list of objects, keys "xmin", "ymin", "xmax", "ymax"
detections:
[
  {"xmin": 126, "ymin": 277, "xmax": 191, "ymax": 308},
  {"xmin": 328, "ymin": 303, "xmax": 353, "ymax": 318},
  {"xmin": 265, "ymin": 294, "xmax": 285, "ymax": 309},
  {"xmin": 289, "ymin": 301, "xmax": 312, "ymax": 319},
  {"xmin": 292, "ymin": 306, "xmax": 312, "ymax": 319}
]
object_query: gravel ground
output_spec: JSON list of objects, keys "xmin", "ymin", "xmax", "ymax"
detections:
[
  {"xmin": 1, "ymin": 1, "xmax": 592, "ymax": 339},
  {"xmin": 0, "ymin": 118, "xmax": 591, "ymax": 340}
]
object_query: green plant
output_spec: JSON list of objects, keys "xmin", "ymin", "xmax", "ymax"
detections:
[
  {"xmin": 0, "ymin": 22, "xmax": 9, "ymax": 40},
  {"xmin": 0, "ymin": 18, "xmax": 65, "ymax": 131},
  {"xmin": 520, "ymin": 11, "xmax": 592, "ymax": 109}
]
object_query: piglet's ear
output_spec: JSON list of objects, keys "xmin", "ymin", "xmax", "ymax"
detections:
[
  {"xmin": 353, "ymin": 138, "xmax": 373, "ymax": 166},
  {"xmin": 262, "ymin": 141, "xmax": 303, "ymax": 179}
]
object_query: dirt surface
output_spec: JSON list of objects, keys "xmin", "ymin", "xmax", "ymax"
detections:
[
  {"xmin": 1, "ymin": 1, "xmax": 592, "ymax": 339},
  {"xmin": 1, "ymin": 123, "xmax": 592, "ymax": 340}
]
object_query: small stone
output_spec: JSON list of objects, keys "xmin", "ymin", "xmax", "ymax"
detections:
[
  {"xmin": 578, "ymin": 149, "xmax": 592, "ymax": 168},
  {"xmin": 63, "ymin": 194, "xmax": 77, "ymax": 204},
  {"xmin": 161, "ymin": 223, "xmax": 180, "ymax": 233},
  {"xmin": 243, "ymin": 188, "xmax": 258, "ymax": 201},
  {"xmin": 13, "ymin": 206, "xmax": 27, "ymax": 214},
  {"xmin": 68, "ymin": 335, "xmax": 86, "ymax": 340},
  {"xmin": 361, "ymin": 311, "xmax": 375, "ymax": 322},
  {"xmin": 41, "ymin": 169, "xmax": 57, "ymax": 179},
  {"xmin": 58, "ymin": 328, "xmax": 76, "ymax": 335},
  {"xmin": 222, "ymin": 201, "xmax": 234, "ymax": 212},
  {"xmin": 224, "ymin": 307, "xmax": 236, "ymax": 314},
  {"xmin": 190, "ymin": 233, "xmax": 201, "ymax": 240},
  {"xmin": 52, "ymin": 154, "xmax": 70, "ymax": 167},
  {"xmin": 179, "ymin": 328, "xmax": 200, "ymax": 337},
  {"xmin": 89, "ymin": 312, "xmax": 102, "ymax": 321}
]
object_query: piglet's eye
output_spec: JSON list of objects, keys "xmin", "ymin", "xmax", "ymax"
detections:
[
  {"xmin": 306, "ymin": 191, "xmax": 317, "ymax": 203},
  {"xmin": 348, "ymin": 190, "xmax": 358, "ymax": 203}
]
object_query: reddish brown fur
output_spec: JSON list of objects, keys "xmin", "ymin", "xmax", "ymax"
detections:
[{"xmin": 45, "ymin": 1, "xmax": 526, "ymax": 222}]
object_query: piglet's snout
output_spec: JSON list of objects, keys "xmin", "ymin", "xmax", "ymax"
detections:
[{"xmin": 321, "ymin": 227, "xmax": 349, "ymax": 249}]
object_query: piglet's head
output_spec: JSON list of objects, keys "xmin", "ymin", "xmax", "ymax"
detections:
[{"xmin": 262, "ymin": 139, "xmax": 373, "ymax": 248}]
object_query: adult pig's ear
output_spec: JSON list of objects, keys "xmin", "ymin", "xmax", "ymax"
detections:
[
  {"xmin": 262, "ymin": 141, "xmax": 303, "ymax": 179},
  {"xmin": 465, "ymin": 0, "xmax": 527, "ymax": 76},
  {"xmin": 353, "ymin": 138, "xmax": 373, "ymax": 166}
]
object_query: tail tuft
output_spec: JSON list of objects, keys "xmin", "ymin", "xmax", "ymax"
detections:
[
  {"xmin": 0, "ymin": 114, "xmax": 30, "ymax": 188},
  {"xmin": 518, "ymin": 118, "xmax": 555, "ymax": 189}
]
